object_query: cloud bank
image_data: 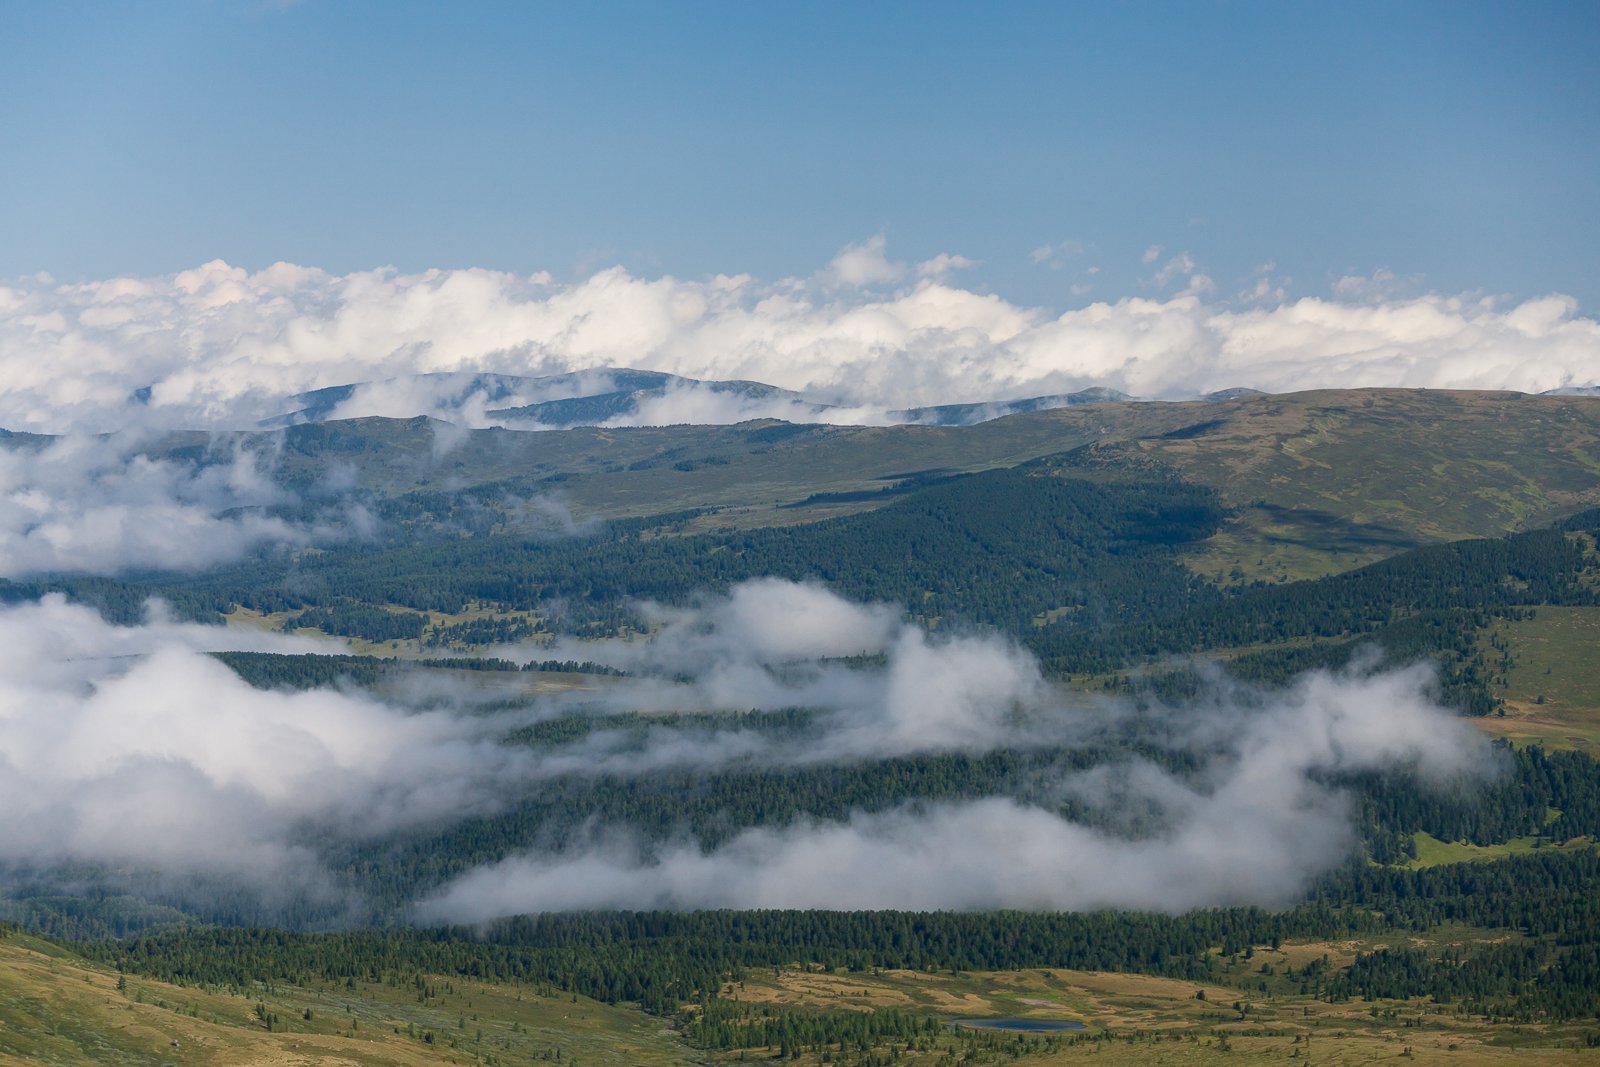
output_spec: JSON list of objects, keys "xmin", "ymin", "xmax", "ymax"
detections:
[
  {"xmin": 0, "ymin": 597, "xmax": 537, "ymax": 897},
  {"xmin": 0, "ymin": 580, "xmax": 1494, "ymax": 925},
  {"xmin": 2, "ymin": 248, "xmax": 1596, "ymax": 434},
  {"xmin": 416, "ymin": 664, "xmax": 1491, "ymax": 920}
]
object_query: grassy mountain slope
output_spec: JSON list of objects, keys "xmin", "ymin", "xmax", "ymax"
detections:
[
  {"xmin": 1093, "ymin": 390, "xmax": 1600, "ymax": 581},
  {"xmin": 0, "ymin": 924, "xmax": 697, "ymax": 1067},
  {"xmin": 18, "ymin": 389, "xmax": 1598, "ymax": 579},
  {"xmin": 251, "ymin": 389, "xmax": 1600, "ymax": 572},
  {"xmin": 8, "ymin": 927, "xmax": 1600, "ymax": 1066}
]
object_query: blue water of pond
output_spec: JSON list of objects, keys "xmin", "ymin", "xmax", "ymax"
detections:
[{"xmin": 948, "ymin": 1018, "xmax": 1085, "ymax": 1033}]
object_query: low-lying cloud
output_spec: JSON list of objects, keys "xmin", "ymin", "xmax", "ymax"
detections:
[
  {"xmin": 2, "ymin": 247, "xmax": 1596, "ymax": 434},
  {"xmin": 525, "ymin": 580, "xmax": 1057, "ymax": 762},
  {"xmin": 0, "ymin": 597, "xmax": 535, "ymax": 891},
  {"xmin": 0, "ymin": 433, "xmax": 360, "ymax": 578},
  {"xmin": 417, "ymin": 665, "xmax": 1491, "ymax": 920},
  {"xmin": 0, "ymin": 578, "xmax": 1494, "ymax": 925}
]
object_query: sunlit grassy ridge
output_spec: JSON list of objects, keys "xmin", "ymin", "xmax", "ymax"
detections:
[
  {"xmin": 0, "ymin": 925, "xmax": 696, "ymax": 1067},
  {"xmin": 125, "ymin": 389, "xmax": 1600, "ymax": 562},
  {"xmin": 7, "ymin": 924, "xmax": 1600, "ymax": 1067}
]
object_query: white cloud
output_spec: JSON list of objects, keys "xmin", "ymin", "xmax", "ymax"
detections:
[
  {"xmin": 916, "ymin": 252, "xmax": 977, "ymax": 278},
  {"xmin": 0, "ymin": 433, "xmax": 354, "ymax": 577},
  {"xmin": 0, "ymin": 242, "xmax": 1596, "ymax": 437},
  {"xmin": 416, "ymin": 662, "xmax": 1492, "ymax": 920},
  {"xmin": 1148, "ymin": 251, "xmax": 1208, "ymax": 292},
  {"xmin": 0, "ymin": 596, "xmax": 542, "ymax": 895},
  {"xmin": 527, "ymin": 580, "xmax": 1058, "ymax": 764},
  {"xmin": 0, "ymin": 580, "xmax": 1495, "ymax": 922},
  {"xmin": 1331, "ymin": 268, "xmax": 1425, "ymax": 303},
  {"xmin": 600, "ymin": 383, "xmax": 889, "ymax": 430},
  {"xmin": 1239, "ymin": 263, "xmax": 1289, "ymax": 305},
  {"xmin": 826, "ymin": 234, "xmax": 907, "ymax": 288}
]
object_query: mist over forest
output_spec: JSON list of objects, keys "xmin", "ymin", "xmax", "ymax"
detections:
[
  {"xmin": 3, "ymin": 362, "xmax": 1599, "ymax": 933},
  {"xmin": 7, "ymin": 4, "xmax": 1600, "ymax": 1060},
  {"xmin": 8, "ymin": 364, "xmax": 1600, "ymax": 1058}
]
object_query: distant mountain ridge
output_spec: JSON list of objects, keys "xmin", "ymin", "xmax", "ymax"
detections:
[
  {"xmin": 105, "ymin": 373, "xmax": 1600, "ymax": 434},
  {"xmin": 887, "ymin": 387, "xmax": 1132, "ymax": 425},
  {"xmin": 485, "ymin": 370, "xmax": 815, "ymax": 425},
  {"xmin": 257, "ymin": 367, "xmax": 1154, "ymax": 430},
  {"xmin": 260, "ymin": 368, "xmax": 825, "ymax": 428}
]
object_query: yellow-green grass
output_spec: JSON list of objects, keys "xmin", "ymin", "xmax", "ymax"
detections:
[
  {"xmin": 223, "ymin": 605, "xmax": 428, "ymax": 657},
  {"xmin": 0, "ymin": 927, "xmax": 696, "ymax": 1067},
  {"xmin": 1128, "ymin": 391, "xmax": 1600, "ymax": 546},
  {"xmin": 718, "ymin": 949, "xmax": 1600, "ymax": 1067},
  {"xmin": 7, "ymin": 925, "xmax": 1600, "ymax": 1067},
  {"xmin": 228, "ymin": 391, "xmax": 1600, "ymax": 547},
  {"xmin": 1480, "ymin": 606, "xmax": 1600, "ymax": 752},
  {"xmin": 1047, "ymin": 601, "xmax": 1600, "ymax": 755},
  {"xmin": 1401, "ymin": 830, "xmax": 1595, "ymax": 869},
  {"xmin": 1183, "ymin": 505, "xmax": 1418, "ymax": 587},
  {"xmin": 223, "ymin": 604, "xmax": 559, "ymax": 660}
]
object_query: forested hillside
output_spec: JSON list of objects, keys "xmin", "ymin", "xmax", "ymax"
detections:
[{"xmin": 3, "ymin": 388, "xmax": 1600, "ymax": 1058}]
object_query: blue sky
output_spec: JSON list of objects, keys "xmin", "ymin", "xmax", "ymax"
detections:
[{"xmin": 4, "ymin": 0, "xmax": 1597, "ymax": 308}]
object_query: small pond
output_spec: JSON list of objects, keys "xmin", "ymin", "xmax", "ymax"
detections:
[{"xmin": 948, "ymin": 1018, "xmax": 1085, "ymax": 1033}]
